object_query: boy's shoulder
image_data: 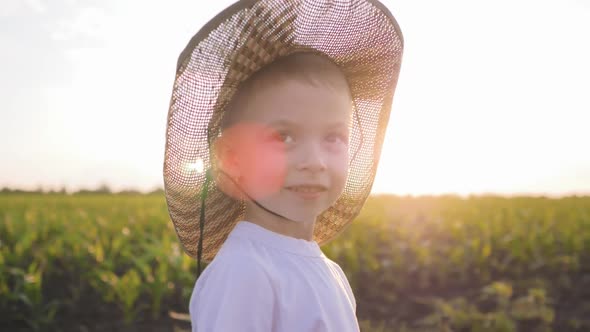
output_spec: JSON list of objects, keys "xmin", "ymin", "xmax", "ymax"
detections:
[
  {"xmin": 195, "ymin": 244, "xmax": 273, "ymax": 289},
  {"xmin": 325, "ymin": 256, "xmax": 350, "ymax": 281},
  {"xmin": 204, "ymin": 247, "xmax": 267, "ymax": 273}
]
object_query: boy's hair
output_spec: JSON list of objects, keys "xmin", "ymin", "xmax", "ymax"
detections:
[{"xmin": 220, "ymin": 52, "xmax": 353, "ymax": 130}]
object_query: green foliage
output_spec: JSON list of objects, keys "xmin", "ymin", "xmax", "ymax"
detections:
[
  {"xmin": 1, "ymin": 193, "xmax": 589, "ymax": 331},
  {"xmin": 411, "ymin": 282, "xmax": 554, "ymax": 332},
  {"xmin": 0, "ymin": 194, "xmax": 195, "ymax": 330},
  {"xmin": 325, "ymin": 194, "xmax": 590, "ymax": 331}
]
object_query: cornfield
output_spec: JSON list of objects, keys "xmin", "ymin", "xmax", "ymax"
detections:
[{"xmin": 1, "ymin": 193, "xmax": 589, "ymax": 331}]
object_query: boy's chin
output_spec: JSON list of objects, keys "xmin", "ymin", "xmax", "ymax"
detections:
[
  {"xmin": 279, "ymin": 206, "xmax": 331, "ymax": 224},
  {"xmin": 245, "ymin": 192, "xmax": 335, "ymax": 222},
  {"xmin": 256, "ymin": 203, "xmax": 325, "ymax": 224}
]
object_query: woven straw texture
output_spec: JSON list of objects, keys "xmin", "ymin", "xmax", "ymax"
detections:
[{"xmin": 164, "ymin": 0, "xmax": 404, "ymax": 262}]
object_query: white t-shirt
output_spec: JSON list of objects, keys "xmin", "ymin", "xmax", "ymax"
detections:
[{"xmin": 189, "ymin": 220, "xmax": 359, "ymax": 332}]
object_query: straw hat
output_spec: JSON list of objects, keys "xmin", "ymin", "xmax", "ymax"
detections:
[{"xmin": 163, "ymin": 0, "xmax": 404, "ymax": 271}]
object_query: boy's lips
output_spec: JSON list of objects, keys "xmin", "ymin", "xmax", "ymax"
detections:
[
  {"xmin": 286, "ymin": 184, "xmax": 328, "ymax": 192},
  {"xmin": 285, "ymin": 185, "xmax": 327, "ymax": 200}
]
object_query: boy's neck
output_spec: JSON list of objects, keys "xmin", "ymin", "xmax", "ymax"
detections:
[{"xmin": 243, "ymin": 208, "xmax": 316, "ymax": 241}]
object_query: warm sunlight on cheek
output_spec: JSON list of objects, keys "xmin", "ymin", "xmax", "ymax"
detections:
[
  {"xmin": 241, "ymin": 143, "xmax": 287, "ymax": 199},
  {"xmin": 216, "ymin": 123, "xmax": 287, "ymax": 199}
]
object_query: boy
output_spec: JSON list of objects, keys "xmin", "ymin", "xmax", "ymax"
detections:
[{"xmin": 163, "ymin": 0, "xmax": 403, "ymax": 331}]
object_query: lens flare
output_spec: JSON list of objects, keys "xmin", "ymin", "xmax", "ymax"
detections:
[{"xmin": 185, "ymin": 159, "xmax": 204, "ymax": 173}]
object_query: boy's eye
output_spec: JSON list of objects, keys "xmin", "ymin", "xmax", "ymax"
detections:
[{"xmin": 268, "ymin": 131, "xmax": 294, "ymax": 144}]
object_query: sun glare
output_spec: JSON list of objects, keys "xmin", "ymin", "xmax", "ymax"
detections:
[{"xmin": 185, "ymin": 159, "xmax": 204, "ymax": 174}]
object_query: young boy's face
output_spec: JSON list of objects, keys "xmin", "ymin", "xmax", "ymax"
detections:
[{"xmin": 216, "ymin": 71, "xmax": 352, "ymax": 223}]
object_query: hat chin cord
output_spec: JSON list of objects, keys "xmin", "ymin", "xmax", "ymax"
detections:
[{"xmin": 197, "ymin": 169, "xmax": 298, "ymax": 278}]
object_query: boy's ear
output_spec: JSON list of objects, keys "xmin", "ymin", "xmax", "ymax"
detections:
[
  {"xmin": 213, "ymin": 135, "xmax": 241, "ymax": 179},
  {"xmin": 212, "ymin": 135, "xmax": 246, "ymax": 200}
]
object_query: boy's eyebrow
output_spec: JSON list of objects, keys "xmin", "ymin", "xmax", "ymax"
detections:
[
  {"xmin": 267, "ymin": 119, "xmax": 349, "ymax": 130},
  {"xmin": 266, "ymin": 119, "xmax": 298, "ymax": 128}
]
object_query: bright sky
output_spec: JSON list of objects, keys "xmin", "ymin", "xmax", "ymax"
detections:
[{"xmin": 1, "ymin": 0, "xmax": 589, "ymax": 196}]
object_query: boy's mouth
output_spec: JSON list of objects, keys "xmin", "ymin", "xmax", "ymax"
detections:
[{"xmin": 286, "ymin": 185, "xmax": 327, "ymax": 193}]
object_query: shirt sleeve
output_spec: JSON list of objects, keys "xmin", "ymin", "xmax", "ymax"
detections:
[
  {"xmin": 190, "ymin": 254, "xmax": 276, "ymax": 332},
  {"xmin": 333, "ymin": 262, "xmax": 357, "ymax": 312}
]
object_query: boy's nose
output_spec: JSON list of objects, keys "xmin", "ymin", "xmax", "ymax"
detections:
[{"xmin": 295, "ymin": 141, "xmax": 327, "ymax": 173}]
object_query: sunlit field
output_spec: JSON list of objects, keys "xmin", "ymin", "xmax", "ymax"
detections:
[{"xmin": 1, "ymin": 193, "xmax": 589, "ymax": 331}]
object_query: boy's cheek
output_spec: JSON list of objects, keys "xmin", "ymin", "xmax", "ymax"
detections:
[
  {"xmin": 333, "ymin": 157, "xmax": 349, "ymax": 194},
  {"xmin": 213, "ymin": 123, "xmax": 287, "ymax": 199},
  {"xmin": 240, "ymin": 146, "xmax": 287, "ymax": 198},
  {"xmin": 213, "ymin": 150, "xmax": 286, "ymax": 200}
]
